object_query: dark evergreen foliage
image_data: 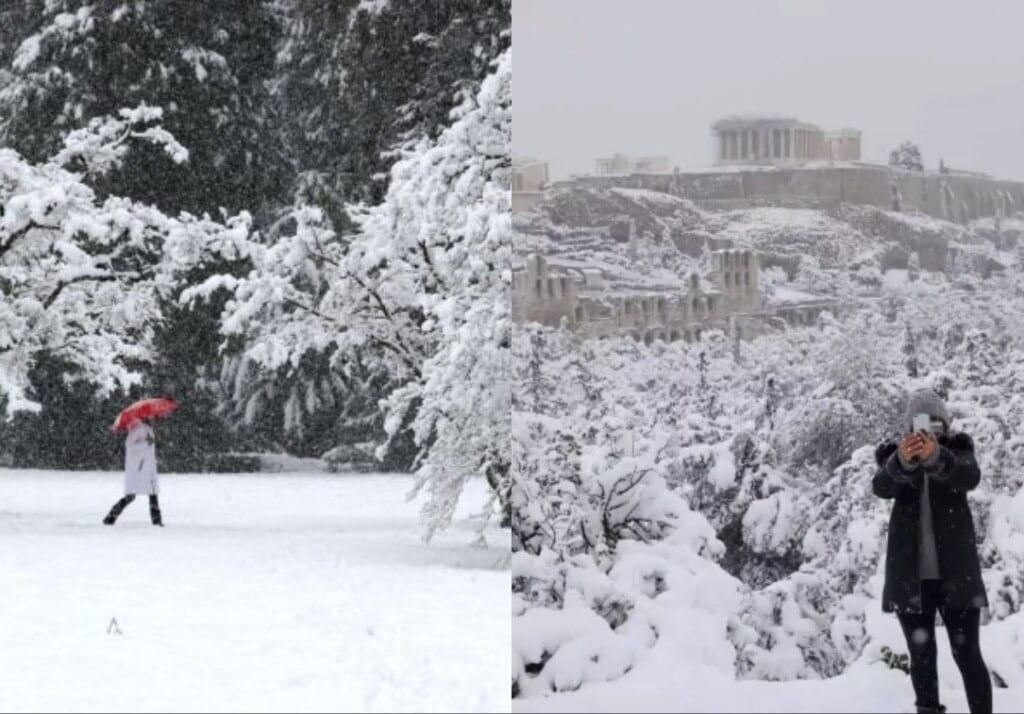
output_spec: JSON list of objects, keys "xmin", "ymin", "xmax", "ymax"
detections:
[{"xmin": 0, "ymin": 0, "xmax": 509, "ymax": 470}]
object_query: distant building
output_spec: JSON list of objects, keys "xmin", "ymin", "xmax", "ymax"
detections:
[
  {"xmin": 513, "ymin": 157, "xmax": 549, "ymax": 191},
  {"xmin": 826, "ymin": 128, "xmax": 861, "ymax": 161},
  {"xmin": 512, "ymin": 157, "xmax": 549, "ymax": 213},
  {"xmin": 711, "ymin": 115, "xmax": 860, "ymax": 166},
  {"xmin": 595, "ymin": 153, "xmax": 671, "ymax": 176}
]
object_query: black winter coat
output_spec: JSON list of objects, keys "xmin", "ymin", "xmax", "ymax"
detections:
[{"xmin": 872, "ymin": 432, "xmax": 988, "ymax": 613}]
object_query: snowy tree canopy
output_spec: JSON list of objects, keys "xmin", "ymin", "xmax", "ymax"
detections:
[
  {"xmin": 185, "ymin": 48, "xmax": 512, "ymax": 538},
  {"xmin": 0, "ymin": 0, "xmax": 284, "ymax": 217},
  {"xmin": 0, "ymin": 105, "xmax": 249, "ymax": 416},
  {"xmin": 888, "ymin": 140, "xmax": 924, "ymax": 171},
  {"xmin": 0, "ymin": 0, "xmax": 511, "ymax": 473},
  {"xmin": 273, "ymin": 0, "xmax": 510, "ymax": 211}
]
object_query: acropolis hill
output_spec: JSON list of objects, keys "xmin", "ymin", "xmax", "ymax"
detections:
[
  {"xmin": 516, "ymin": 116, "xmax": 1024, "ymax": 223},
  {"xmin": 511, "ymin": 116, "xmax": 1024, "ymax": 346}
]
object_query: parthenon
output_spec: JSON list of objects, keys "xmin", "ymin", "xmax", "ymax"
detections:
[{"xmin": 711, "ymin": 116, "xmax": 860, "ymax": 166}]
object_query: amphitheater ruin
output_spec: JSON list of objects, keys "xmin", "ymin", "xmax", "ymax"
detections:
[{"xmin": 511, "ymin": 246, "xmax": 836, "ymax": 345}]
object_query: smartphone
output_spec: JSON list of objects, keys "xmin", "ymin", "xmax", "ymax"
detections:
[{"xmin": 912, "ymin": 413, "xmax": 931, "ymax": 433}]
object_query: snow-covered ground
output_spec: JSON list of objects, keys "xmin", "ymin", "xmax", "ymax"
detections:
[
  {"xmin": 0, "ymin": 469, "xmax": 510, "ymax": 713},
  {"xmin": 513, "ymin": 619, "xmax": 1024, "ymax": 714}
]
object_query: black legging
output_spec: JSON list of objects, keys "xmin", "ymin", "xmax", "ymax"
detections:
[
  {"xmin": 896, "ymin": 579, "xmax": 992, "ymax": 714},
  {"xmin": 104, "ymin": 494, "xmax": 163, "ymax": 525}
]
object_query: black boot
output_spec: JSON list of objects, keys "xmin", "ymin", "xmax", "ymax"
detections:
[
  {"xmin": 917, "ymin": 704, "xmax": 946, "ymax": 714},
  {"xmin": 103, "ymin": 495, "xmax": 135, "ymax": 525},
  {"xmin": 149, "ymin": 495, "xmax": 164, "ymax": 527}
]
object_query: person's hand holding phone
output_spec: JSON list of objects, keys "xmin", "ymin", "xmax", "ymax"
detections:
[{"xmin": 898, "ymin": 432, "xmax": 925, "ymax": 463}]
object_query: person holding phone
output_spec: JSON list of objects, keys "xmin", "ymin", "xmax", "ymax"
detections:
[{"xmin": 872, "ymin": 388, "xmax": 991, "ymax": 714}]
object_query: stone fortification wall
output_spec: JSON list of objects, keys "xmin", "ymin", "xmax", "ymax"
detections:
[{"xmin": 558, "ymin": 164, "xmax": 1024, "ymax": 222}]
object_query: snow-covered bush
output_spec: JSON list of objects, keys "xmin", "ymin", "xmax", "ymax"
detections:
[{"xmin": 511, "ymin": 324, "xmax": 745, "ymax": 697}]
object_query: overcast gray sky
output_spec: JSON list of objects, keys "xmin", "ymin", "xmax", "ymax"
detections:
[{"xmin": 514, "ymin": 0, "xmax": 1024, "ymax": 181}]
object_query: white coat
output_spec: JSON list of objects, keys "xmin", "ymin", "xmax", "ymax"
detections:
[{"xmin": 124, "ymin": 421, "xmax": 159, "ymax": 495}]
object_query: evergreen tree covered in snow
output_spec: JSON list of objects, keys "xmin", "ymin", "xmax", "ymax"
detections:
[
  {"xmin": 206, "ymin": 0, "xmax": 512, "ymax": 458},
  {"xmin": 0, "ymin": 0, "xmax": 285, "ymax": 218},
  {"xmin": 273, "ymin": 0, "xmax": 510, "ymax": 213},
  {"xmin": 888, "ymin": 140, "xmax": 924, "ymax": 171},
  {"xmin": 188, "ymin": 48, "xmax": 512, "ymax": 536},
  {"xmin": 0, "ymin": 1, "xmax": 289, "ymax": 467},
  {"xmin": 0, "ymin": 1, "xmax": 511, "ymax": 467}
]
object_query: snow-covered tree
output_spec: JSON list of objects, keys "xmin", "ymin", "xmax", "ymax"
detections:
[
  {"xmin": 0, "ymin": 105, "xmax": 248, "ymax": 417},
  {"xmin": 187, "ymin": 48, "xmax": 512, "ymax": 538},
  {"xmin": 888, "ymin": 141, "xmax": 924, "ymax": 171},
  {"xmin": 346, "ymin": 46, "xmax": 512, "ymax": 536},
  {"xmin": 0, "ymin": 0, "xmax": 284, "ymax": 218},
  {"xmin": 511, "ymin": 325, "xmax": 743, "ymax": 698},
  {"xmin": 273, "ymin": 0, "xmax": 510, "ymax": 213}
]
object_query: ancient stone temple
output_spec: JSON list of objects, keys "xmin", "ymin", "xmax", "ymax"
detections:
[
  {"xmin": 712, "ymin": 116, "xmax": 860, "ymax": 166},
  {"xmin": 826, "ymin": 128, "xmax": 862, "ymax": 161}
]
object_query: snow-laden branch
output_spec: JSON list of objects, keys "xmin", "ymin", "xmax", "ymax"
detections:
[
  {"xmin": 52, "ymin": 104, "xmax": 190, "ymax": 177},
  {"xmin": 0, "ymin": 109, "xmax": 248, "ymax": 415}
]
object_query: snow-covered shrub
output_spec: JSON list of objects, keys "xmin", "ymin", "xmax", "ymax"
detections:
[{"xmin": 511, "ymin": 325, "xmax": 745, "ymax": 698}]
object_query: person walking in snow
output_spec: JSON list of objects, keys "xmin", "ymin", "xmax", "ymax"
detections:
[
  {"xmin": 873, "ymin": 388, "xmax": 991, "ymax": 714},
  {"xmin": 103, "ymin": 417, "xmax": 164, "ymax": 527}
]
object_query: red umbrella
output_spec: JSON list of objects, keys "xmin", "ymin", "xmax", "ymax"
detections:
[{"xmin": 111, "ymin": 397, "xmax": 179, "ymax": 432}]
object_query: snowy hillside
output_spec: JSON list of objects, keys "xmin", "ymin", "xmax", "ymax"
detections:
[
  {"xmin": 511, "ymin": 190, "xmax": 1024, "ymax": 710},
  {"xmin": 0, "ymin": 470, "xmax": 509, "ymax": 713},
  {"xmin": 514, "ymin": 185, "xmax": 1018, "ymax": 306}
]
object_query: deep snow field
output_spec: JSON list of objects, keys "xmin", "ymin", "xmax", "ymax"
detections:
[
  {"xmin": 512, "ymin": 568, "xmax": 1024, "ymax": 714},
  {"xmin": 0, "ymin": 469, "xmax": 510, "ymax": 713}
]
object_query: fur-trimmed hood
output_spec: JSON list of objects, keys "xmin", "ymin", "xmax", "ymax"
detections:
[{"xmin": 875, "ymin": 432, "xmax": 974, "ymax": 466}]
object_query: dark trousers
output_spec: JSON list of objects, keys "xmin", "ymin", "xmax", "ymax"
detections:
[
  {"xmin": 896, "ymin": 579, "xmax": 992, "ymax": 714},
  {"xmin": 104, "ymin": 494, "xmax": 162, "ymax": 525}
]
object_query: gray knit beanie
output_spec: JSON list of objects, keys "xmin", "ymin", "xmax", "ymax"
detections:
[{"xmin": 904, "ymin": 388, "xmax": 951, "ymax": 432}]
